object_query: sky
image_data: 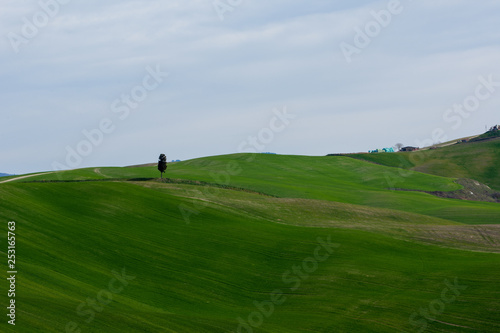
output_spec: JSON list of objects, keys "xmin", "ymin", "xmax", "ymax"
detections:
[{"xmin": 1, "ymin": 0, "xmax": 500, "ymax": 174}]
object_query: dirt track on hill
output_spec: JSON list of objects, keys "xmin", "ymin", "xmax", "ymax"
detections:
[{"xmin": 0, "ymin": 172, "xmax": 54, "ymax": 184}]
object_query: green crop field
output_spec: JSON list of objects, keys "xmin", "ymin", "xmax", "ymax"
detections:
[
  {"xmin": 349, "ymin": 137, "xmax": 500, "ymax": 191},
  {"xmin": 1, "ymin": 151, "xmax": 500, "ymax": 332}
]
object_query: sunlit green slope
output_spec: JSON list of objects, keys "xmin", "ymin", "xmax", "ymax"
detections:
[{"xmin": 1, "ymin": 180, "xmax": 500, "ymax": 332}]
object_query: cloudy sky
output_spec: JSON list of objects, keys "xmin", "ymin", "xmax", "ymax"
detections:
[{"xmin": 1, "ymin": 0, "xmax": 500, "ymax": 174}]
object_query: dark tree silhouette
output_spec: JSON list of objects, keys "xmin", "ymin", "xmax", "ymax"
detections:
[
  {"xmin": 158, "ymin": 154, "xmax": 167, "ymax": 178},
  {"xmin": 395, "ymin": 143, "xmax": 404, "ymax": 151}
]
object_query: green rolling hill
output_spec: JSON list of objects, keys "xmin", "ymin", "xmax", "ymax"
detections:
[
  {"xmin": 349, "ymin": 137, "xmax": 500, "ymax": 191},
  {"xmin": 1, "ymin": 151, "xmax": 500, "ymax": 332}
]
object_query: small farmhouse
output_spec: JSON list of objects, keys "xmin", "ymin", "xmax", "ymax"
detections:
[{"xmin": 401, "ymin": 146, "xmax": 419, "ymax": 152}]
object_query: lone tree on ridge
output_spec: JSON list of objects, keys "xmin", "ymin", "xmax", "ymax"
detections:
[{"xmin": 158, "ymin": 154, "xmax": 167, "ymax": 178}]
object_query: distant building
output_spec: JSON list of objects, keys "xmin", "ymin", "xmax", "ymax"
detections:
[
  {"xmin": 401, "ymin": 146, "xmax": 419, "ymax": 152},
  {"xmin": 369, "ymin": 147, "xmax": 394, "ymax": 153}
]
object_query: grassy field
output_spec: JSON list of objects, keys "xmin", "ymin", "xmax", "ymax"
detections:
[
  {"xmin": 17, "ymin": 153, "xmax": 500, "ymax": 225},
  {"xmin": 1, "ymin": 153, "xmax": 500, "ymax": 332},
  {"xmin": 349, "ymin": 137, "xmax": 500, "ymax": 190}
]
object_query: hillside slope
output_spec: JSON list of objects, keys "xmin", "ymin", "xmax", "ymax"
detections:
[
  {"xmin": 349, "ymin": 137, "xmax": 500, "ymax": 190},
  {"xmin": 14, "ymin": 154, "xmax": 500, "ymax": 225},
  {"xmin": 1, "ymin": 179, "xmax": 500, "ymax": 332},
  {"xmin": 2, "ymin": 153, "xmax": 500, "ymax": 332}
]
